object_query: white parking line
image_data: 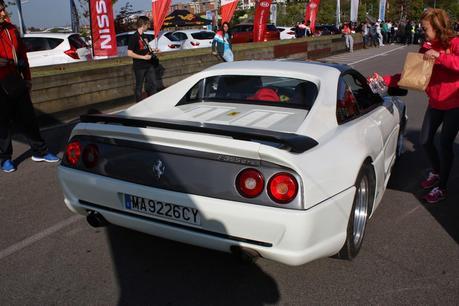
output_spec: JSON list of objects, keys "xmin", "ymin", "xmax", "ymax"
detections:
[
  {"xmin": 0, "ymin": 215, "xmax": 83, "ymax": 261},
  {"xmin": 348, "ymin": 45, "xmax": 407, "ymax": 66}
]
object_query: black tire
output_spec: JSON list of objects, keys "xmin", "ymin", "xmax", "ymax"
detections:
[{"xmin": 338, "ymin": 163, "xmax": 375, "ymax": 260}]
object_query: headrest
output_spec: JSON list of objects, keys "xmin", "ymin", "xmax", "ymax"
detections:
[{"xmin": 248, "ymin": 88, "xmax": 280, "ymax": 102}]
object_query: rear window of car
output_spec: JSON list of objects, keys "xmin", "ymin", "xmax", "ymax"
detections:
[
  {"xmin": 68, "ymin": 34, "xmax": 87, "ymax": 49},
  {"xmin": 277, "ymin": 28, "xmax": 286, "ymax": 32},
  {"xmin": 173, "ymin": 32, "xmax": 188, "ymax": 41},
  {"xmin": 22, "ymin": 37, "xmax": 64, "ymax": 52},
  {"xmin": 266, "ymin": 24, "xmax": 279, "ymax": 31},
  {"xmin": 191, "ymin": 32, "xmax": 215, "ymax": 40},
  {"xmin": 179, "ymin": 75, "xmax": 318, "ymax": 110},
  {"xmin": 164, "ymin": 32, "xmax": 180, "ymax": 41}
]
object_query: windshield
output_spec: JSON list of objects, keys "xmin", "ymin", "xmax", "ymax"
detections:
[{"xmin": 179, "ymin": 75, "xmax": 318, "ymax": 110}]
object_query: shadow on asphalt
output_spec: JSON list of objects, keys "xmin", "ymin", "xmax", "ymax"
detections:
[
  {"xmin": 106, "ymin": 226, "xmax": 279, "ymax": 306},
  {"xmin": 388, "ymin": 129, "xmax": 459, "ymax": 244}
]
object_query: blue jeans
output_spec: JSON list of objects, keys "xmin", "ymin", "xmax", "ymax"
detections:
[{"xmin": 345, "ymin": 35, "xmax": 353, "ymax": 52}]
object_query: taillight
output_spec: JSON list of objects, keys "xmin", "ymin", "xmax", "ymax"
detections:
[
  {"xmin": 287, "ymin": 31, "xmax": 295, "ymax": 35},
  {"xmin": 168, "ymin": 44, "xmax": 178, "ymax": 48},
  {"xmin": 65, "ymin": 141, "xmax": 81, "ymax": 167},
  {"xmin": 82, "ymin": 144, "xmax": 99, "ymax": 168},
  {"xmin": 236, "ymin": 168, "xmax": 264, "ymax": 198},
  {"xmin": 190, "ymin": 41, "xmax": 200, "ymax": 46},
  {"xmin": 64, "ymin": 47, "xmax": 80, "ymax": 59},
  {"xmin": 268, "ymin": 173, "xmax": 298, "ymax": 204}
]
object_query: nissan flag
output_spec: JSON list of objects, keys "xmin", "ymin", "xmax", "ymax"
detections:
[
  {"xmin": 378, "ymin": 0, "xmax": 387, "ymax": 22},
  {"xmin": 253, "ymin": 0, "xmax": 272, "ymax": 43},
  {"xmin": 70, "ymin": 0, "xmax": 80, "ymax": 34},
  {"xmin": 152, "ymin": 0, "xmax": 172, "ymax": 48},
  {"xmin": 221, "ymin": 0, "xmax": 239, "ymax": 24},
  {"xmin": 336, "ymin": 0, "xmax": 341, "ymax": 28},
  {"xmin": 15, "ymin": 0, "xmax": 26, "ymax": 36},
  {"xmin": 350, "ymin": 0, "xmax": 359, "ymax": 23},
  {"xmin": 304, "ymin": 0, "xmax": 320, "ymax": 34},
  {"xmin": 90, "ymin": 0, "xmax": 117, "ymax": 57}
]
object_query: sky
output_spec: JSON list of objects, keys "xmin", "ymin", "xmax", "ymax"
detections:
[{"xmin": 8, "ymin": 0, "xmax": 176, "ymax": 28}]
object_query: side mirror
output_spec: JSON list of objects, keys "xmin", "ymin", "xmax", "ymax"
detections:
[{"xmin": 388, "ymin": 87, "xmax": 408, "ymax": 97}]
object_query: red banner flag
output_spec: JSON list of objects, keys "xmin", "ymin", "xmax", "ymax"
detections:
[
  {"xmin": 90, "ymin": 0, "xmax": 117, "ymax": 57},
  {"xmin": 252, "ymin": 0, "xmax": 272, "ymax": 43},
  {"xmin": 152, "ymin": 0, "xmax": 172, "ymax": 47},
  {"xmin": 304, "ymin": 0, "xmax": 320, "ymax": 34},
  {"xmin": 220, "ymin": 0, "xmax": 239, "ymax": 24}
]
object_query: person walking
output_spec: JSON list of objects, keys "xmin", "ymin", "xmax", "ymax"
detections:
[
  {"xmin": 405, "ymin": 20, "xmax": 413, "ymax": 44},
  {"xmin": 381, "ymin": 21, "xmax": 389, "ymax": 44},
  {"xmin": 386, "ymin": 20, "xmax": 393, "ymax": 44},
  {"xmin": 0, "ymin": 0, "xmax": 59, "ymax": 173},
  {"xmin": 127, "ymin": 16, "xmax": 158, "ymax": 102},
  {"xmin": 376, "ymin": 20, "xmax": 384, "ymax": 46},
  {"xmin": 362, "ymin": 21, "xmax": 370, "ymax": 48},
  {"xmin": 211, "ymin": 22, "xmax": 233, "ymax": 62},
  {"xmin": 342, "ymin": 22, "xmax": 353, "ymax": 52},
  {"xmin": 384, "ymin": 8, "xmax": 459, "ymax": 203}
]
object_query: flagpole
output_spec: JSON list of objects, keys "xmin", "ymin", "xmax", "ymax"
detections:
[{"xmin": 88, "ymin": 0, "xmax": 95, "ymax": 58}]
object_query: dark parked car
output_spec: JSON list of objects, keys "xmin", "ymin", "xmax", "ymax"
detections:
[
  {"xmin": 314, "ymin": 24, "xmax": 340, "ymax": 36},
  {"xmin": 231, "ymin": 23, "xmax": 280, "ymax": 44}
]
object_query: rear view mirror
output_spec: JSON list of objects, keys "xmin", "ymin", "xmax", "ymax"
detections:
[{"xmin": 388, "ymin": 87, "xmax": 408, "ymax": 96}]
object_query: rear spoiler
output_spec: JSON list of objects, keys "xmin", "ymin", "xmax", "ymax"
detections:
[{"xmin": 80, "ymin": 114, "xmax": 318, "ymax": 154}]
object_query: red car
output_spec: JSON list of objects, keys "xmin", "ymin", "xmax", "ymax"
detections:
[{"xmin": 231, "ymin": 23, "xmax": 280, "ymax": 44}]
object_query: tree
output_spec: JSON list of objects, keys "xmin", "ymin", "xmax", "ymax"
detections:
[
  {"xmin": 115, "ymin": 1, "xmax": 135, "ymax": 33},
  {"xmin": 276, "ymin": 3, "xmax": 305, "ymax": 26}
]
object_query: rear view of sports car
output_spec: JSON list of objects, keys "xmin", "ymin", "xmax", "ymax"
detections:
[{"xmin": 58, "ymin": 60, "xmax": 407, "ymax": 265}]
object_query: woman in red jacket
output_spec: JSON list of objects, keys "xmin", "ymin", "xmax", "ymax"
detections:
[
  {"xmin": 0, "ymin": 0, "xmax": 59, "ymax": 173},
  {"xmin": 387, "ymin": 8, "xmax": 459, "ymax": 203}
]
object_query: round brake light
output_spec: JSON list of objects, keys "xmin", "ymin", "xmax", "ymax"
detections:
[
  {"xmin": 236, "ymin": 168, "xmax": 264, "ymax": 198},
  {"xmin": 268, "ymin": 173, "xmax": 298, "ymax": 204},
  {"xmin": 82, "ymin": 144, "xmax": 99, "ymax": 168},
  {"xmin": 65, "ymin": 141, "xmax": 81, "ymax": 167}
]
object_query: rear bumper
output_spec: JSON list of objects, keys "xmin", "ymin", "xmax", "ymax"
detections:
[{"xmin": 58, "ymin": 166, "xmax": 355, "ymax": 266}]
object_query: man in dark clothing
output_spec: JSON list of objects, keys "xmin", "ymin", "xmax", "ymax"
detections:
[
  {"xmin": 405, "ymin": 21, "xmax": 413, "ymax": 44},
  {"xmin": 294, "ymin": 21, "xmax": 306, "ymax": 38},
  {"xmin": 0, "ymin": 0, "xmax": 59, "ymax": 173},
  {"xmin": 128, "ymin": 16, "xmax": 157, "ymax": 102}
]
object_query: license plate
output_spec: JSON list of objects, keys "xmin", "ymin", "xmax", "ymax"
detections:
[{"xmin": 124, "ymin": 194, "xmax": 200, "ymax": 225}]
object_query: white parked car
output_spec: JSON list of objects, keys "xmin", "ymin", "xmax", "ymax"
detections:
[
  {"xmin": 277, "ymin": 26, "xmax": 296, "ymax": 39},
  {"xmin": 22, "ymin": 33, "xmax": 91, "ymax": 67},
  {"xmin": 172, "ymin": 29, "xmax": 215, "ymax": 49},
  {"xmin": 116, "ymin": 30, "xmax": 182, "ymax": 56},
  {"xmin": 58, "ymin": 60, "xmax": 407, "ymax": 266}
]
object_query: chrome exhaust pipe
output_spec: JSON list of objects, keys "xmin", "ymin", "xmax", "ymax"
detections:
[
  {"xmin": 86, "ymin": 210, "xmax": 109, "ymax": 228},
  {"xmin": 230, "ymin": 245, "xmax": 260, "ymax": 263}
]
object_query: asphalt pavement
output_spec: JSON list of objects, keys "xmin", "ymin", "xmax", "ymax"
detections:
[{"xmin": 0, "ymin": 44, "xmax": 458, "ymax": 305}]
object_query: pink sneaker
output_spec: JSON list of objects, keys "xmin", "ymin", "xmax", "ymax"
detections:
[
  {"xmin": 420, "ymin": 171, "xmax": 440, "ymax": 189},
  {"xmin": 423, "ymin": 187, "xmax": 447, "ymax": 204}
]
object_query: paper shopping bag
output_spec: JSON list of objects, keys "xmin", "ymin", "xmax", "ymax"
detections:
[{"xmin": 397, "ymin": 52, "xmax": 435, "ymax": 91}]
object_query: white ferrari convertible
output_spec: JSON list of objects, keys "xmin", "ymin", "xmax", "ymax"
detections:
[{"xmin": 58, "ymin": 60, "xmax": 407, "ymax": 265}]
